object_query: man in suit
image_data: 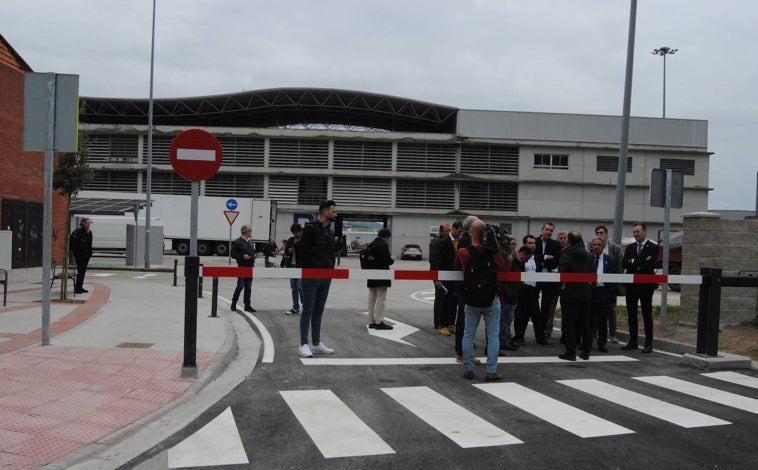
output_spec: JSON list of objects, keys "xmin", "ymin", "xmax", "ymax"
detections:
[
  {"xmin": 231, "ymin": 224, "xmax": 257, "ymax": 313},
  {"xmin": 621, "ymin": 223, "xmax": 658, "ymax": 353},
  {"xmin": 535, "ymin": 223, "xmax": 561, "ymax": 343},
  {"xmin": 594, "ymin": 225, "xmax": 624, "ymax": 343},
  {"xmin": 589, "ymin": 236, "xmax": 618, "ymax": 352},
  {"xmin": 429, "ymin": 222, "xmax": 454, "ymax": 333},
  {"xmin": 69, "ymin": 217, "xmax": 93, "ymax": 294}
]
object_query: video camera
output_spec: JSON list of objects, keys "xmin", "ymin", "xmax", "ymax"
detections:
[{"xmin": 481, "ymin": 224, "xmax": 504, "ymax": 252}]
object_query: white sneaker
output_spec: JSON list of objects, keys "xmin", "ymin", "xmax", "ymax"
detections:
[
  {"xmin": 298, "ymin": 344, "xmax": 313, "ymax": 358},
  {"xmin": 311, "ymin": 343, "xmax": 334, "ymax": 354}
]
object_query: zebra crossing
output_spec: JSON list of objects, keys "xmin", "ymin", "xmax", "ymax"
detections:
[
  {"xmin": 167, "ymin": 371, "xmax": 758, "ymax": 465},
  {"xmin": 87, "ymin": 272, "xmax": 160, "ymax": 280}
]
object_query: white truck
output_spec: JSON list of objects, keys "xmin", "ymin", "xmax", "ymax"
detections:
[{"xmin": 75, "ymin": 191, "xmax": 277, "ymax": 256}]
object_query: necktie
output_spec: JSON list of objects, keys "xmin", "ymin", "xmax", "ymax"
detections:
[
  {"xmin": 637, "ymin": 243, "xmax": 643, "ymax": 256},
  {"xmin": 453, "ymin": 239, "xmax": 459, "ymax": 251},
  {"xmin": 593, "ymin": 255, "xmax": 600, "ymax": 273}
]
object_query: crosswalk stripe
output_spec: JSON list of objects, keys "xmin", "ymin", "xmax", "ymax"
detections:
[
  {"xmin": 88, "ymin": 272, "xmax": 116, "ymax": 277},
  {"xmin": 382, "ymin": 386, "xmax": 522, "ymax": 447},
  {"xmin": 133, "ymin": 273, "xmax": 159, "ymax": 279},
  {"xmin": 280, "ymin": 389, "xmax": 395, "ymax": 458},
  {"xmin": 702, "ymin": 371, "xmax": 758, "ymax": 390},
  {"xmin": 634, "ymin": 376, "xmax": 758, "ymax": 415},
  {"xmin": 167, "ymin": 407, "xmax": 249, "ymax": 468},
  {"xmin": 558, "ymin": 379, "xmax": 730, "ymax": 428},
  {"xmin": 475, "ymin": 382, "xmax": 634, "ymax": 438}
]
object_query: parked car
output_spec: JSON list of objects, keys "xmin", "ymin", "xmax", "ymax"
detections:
[{"xmin": 400, "ymin": 244, "xmax": 423, "ymax": 260}]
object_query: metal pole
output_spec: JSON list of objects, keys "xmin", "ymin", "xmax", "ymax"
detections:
[
  {"xmin": 660, "ymin": 169, "xmax": 671, "ymax": 328},
  {"xmin": 190, "ymin": 181, "xmax": 199, "ymax": 256},
  {"xmin": 144, "ymin": 0, "xmax": 156, "ymax": 268},
  {"xmin": 612, "ymin": 0, "xmax": 637, "ymax": 246},
  {"xmin": 183, "ymin": 255, "xmax": 199, "ymax": 370},
  {"xmin": 211, "ymin": 277, "xmax": 218, "ymax": 318},
  {"xmin": 662, "ymin": 52, "xmax": 667, "ymax": 118},
  {"xmin": 228, "ymin": 224, "xmax": 232, "ymax": 265},
  {"xmin": 41, "ymin": 73, "xmax": 56, "ymax": 346}
]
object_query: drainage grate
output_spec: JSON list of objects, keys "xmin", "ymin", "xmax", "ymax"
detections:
[{"xmin": 115, "ymin": 342, "xmax": 154, "ymax": 349}]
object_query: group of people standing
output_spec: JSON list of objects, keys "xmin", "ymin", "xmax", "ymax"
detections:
[{"xmin": 429, "ymin": 217, "xmax": 659, "ymax": 379}]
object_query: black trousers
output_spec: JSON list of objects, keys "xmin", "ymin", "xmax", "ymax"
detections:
[
  {"xmin": 625, "ymin": 284, "xmax": 655, "ymax": 347},
  {"xmin": 514, "ymin": 285, "xmax": 543, "ymax": 340},
  {"xmin": 590, "ymin": 288, "xmax": 615, "ymax": 348},
  {"xmin": 562, "ymin": 300, "xmax": 591, "ymax": 355},
  {"xmin": 75, "ymin": 259, "xmax": 89, "ymax": 291}
]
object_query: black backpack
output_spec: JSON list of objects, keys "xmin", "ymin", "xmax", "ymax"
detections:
[
  {"xmin": 463, "ymin": 245, "xmax": 498, "ymax": 307},
  {"xmin": 359, "ymin": 242, "xmax": 377, "ymax": 269}
]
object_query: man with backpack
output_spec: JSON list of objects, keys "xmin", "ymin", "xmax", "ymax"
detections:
[{"xmin": 456, "ymin": 219, "xmax": 510, "ymax": 381}]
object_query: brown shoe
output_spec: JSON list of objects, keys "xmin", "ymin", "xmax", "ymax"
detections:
[
  {"xmin": 438, "ymin": 327, "xmax": 451, "ymax": 336},
  {"xmin": 454, "ymin": 354, "xmax": 482, "ymax": 365},
  {"xmin": 485, "ymin": 372, "xmax": 503, "ymax": 382}
]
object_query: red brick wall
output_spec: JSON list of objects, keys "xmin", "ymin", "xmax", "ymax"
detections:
[{"xmin": 1, "ymin": 40, "xmax": 69, "ymax": 265}]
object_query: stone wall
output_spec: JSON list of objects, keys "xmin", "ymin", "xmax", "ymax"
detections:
[{"xmin": 680, "ymin": 212, "xmax": 758, "ymax": 326}]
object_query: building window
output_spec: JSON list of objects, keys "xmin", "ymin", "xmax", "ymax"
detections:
[
  {"xmin": 660, "ymin": 158, "xmax": 695, "ymax": 176},
  {"xmin": 333, "ymin": 141, "xmax": 392, "ymax": 171},
  {"xmin": 597, "ymin": 155, "xmax": 632, "ymax": 173},
  {"xmin": 269, "ymin": 139, "xmax": 328, "ymax": 168},
  {"xmin": 397, "ymin": 143, "xmax": 456, "ymax": 173},
  {"xmin": 142, "ymin": 135, "xmax": 173, "ymax": 165},
  {"xmin": 459, "ymin": 182, "xmax": 518, "ymax": 212},
  {"xmin": 461, "ymin": 144, "xmax": 519, "ymax": 175},
  {"xmin": 205, "ymin": 174, "xmax": 264, "ymax": 198},
  {"xmin": 534, "ymin": 153, "xmax": 568, "ymax": 169},
  {"xmin": 85, "ymin": 171, "xmax": 139, "ymax": 192},
  {"xmin": 87, "ymin": 134, "xmax": 139, "ymax": 163},
  {"xmin": 218, "ymin": 137, "xmax": 265, "ymax": 167},
  {"xmin": 396, "ymin": 180, "xmax": 455, "ymax": 209},
  {"xmin": 1, "ymin": 199, "xmax": 42, "ymax": 268},
  {"xmin": 145, "ymin": 171, "xmax": 191, "ymax": 195},
  {"xmin": 268, "ymin": 175, "xmax": 327, "ymax": 205},
  {"xmin": 332, "ymin": 177, "xmax": 391, "ymax": 207}
]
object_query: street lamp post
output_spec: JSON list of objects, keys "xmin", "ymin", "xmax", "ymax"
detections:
[{"xmin": 652, "ymin": 46, "xmax": 677, "ymax": 118}]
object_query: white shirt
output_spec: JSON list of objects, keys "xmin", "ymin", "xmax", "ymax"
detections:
[
  {"xmin": 524, "ymin": 255, "xmax": 537, "ymax": 287},
  {"xmin": 593, "ymin": 253, "xmax": 604, "ymax": 287}
]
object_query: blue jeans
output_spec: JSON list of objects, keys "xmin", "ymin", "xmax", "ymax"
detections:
[
  {"xmin": 499, "ymin": 301, "xmax": 516, "ymax": 345},
  {"xmin": 300, "ymin": 278, "xmax": 332, "ymax": 345},
  {"xmin": 290, "ymin": 277, "xmax": 302, "ymax": 310},
  {"xmin": 463, "ymin": 297, "xmax": 501, "ymax": 374}
]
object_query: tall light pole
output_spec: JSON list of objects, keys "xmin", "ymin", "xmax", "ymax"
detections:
[
  {"xmin": 652, "ymin": 46, "xmax": 677, "ymax": 118},
  {"xmin": 145, "ymin": 0, "xmax": 156, "ymax": 268}
]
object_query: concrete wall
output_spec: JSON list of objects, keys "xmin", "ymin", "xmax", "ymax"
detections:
[{"xmin": 680, "ymin": 213, "xmax": 758, "ymax": 326}]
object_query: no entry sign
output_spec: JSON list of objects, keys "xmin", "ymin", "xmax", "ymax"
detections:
[{"xmin": 169, "ymin": 129, "xmax": 223, "ymax": 181}]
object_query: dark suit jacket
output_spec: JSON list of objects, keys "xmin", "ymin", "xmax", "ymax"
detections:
[
  {"xmin": 622, "ymin": 239, "xmax": 658, "ymax": 275},
  {"xmin": 536, "ymin": 237, "xmax": 561, "ymax": 272},
  {"xmin": 231, "ymin": 236, "xmax": 256, "ymax": 267},
  {"xmin": 366, "ymin": 237, "xmax": 394, "ymax": 288}
]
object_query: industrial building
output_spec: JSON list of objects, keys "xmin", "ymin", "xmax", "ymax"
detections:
[{"xmin": 77, "ymin": 87, "xmax": 710, "ymax": 256}]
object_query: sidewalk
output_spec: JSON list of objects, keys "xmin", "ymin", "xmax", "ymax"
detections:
[{"xmin": 0, "ymin": 270, "xmax": 248, "ymax": 469}]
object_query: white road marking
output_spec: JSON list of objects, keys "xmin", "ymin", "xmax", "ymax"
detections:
[
  {"xmin": 635, "ymin": 376, "xmax": 758, "ymax": 414},
  {"xmin": 300, "ymin": 355, "xmax": 638, "ymax": 366},
  {"xmin": 280, "ymin": 389, "xmax": 395, "ymax": 458},
  {"xmin": 362, "ymin": 312, "xmax": 418, "ymax": 347},
  {"xmin": 411, "ymin": 288, "xmax": 435, "ymax": 305},
  {"xmin": 133, "ymin": 273, "xmax": 159, "ymax": 279},
  {"xmin": 88, "ymin": 272, "xmax": 116, "ymax": 277},
  {"xmin": 475, "ymin": 382, "xmax": 634, "ymax": 438},
  {"xmin": 702, "ymin": 371, "xmax": 758, "ymax": 390},
  {"xmin": 212, "ymin": 293, "xmax": 275, "ymax": 363},
  {"xmin": 382, "ymin": 386, "xmax": 522, "ymax": 448},
  {"xmin": 167, "ymin": 407, "xmax": 248, "ymax": 468},
  {"xmin": 559, "ymin": 379, "xmax": 730, "ymax": 428}
]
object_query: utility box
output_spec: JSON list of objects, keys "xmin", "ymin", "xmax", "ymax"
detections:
[
  {"xmin": 126, "ymin": 225, "xmax": 164, "ymax": 266},
  {"xmin": 0, "ymin": 230, "xmax": 11, "ymax": 270}
]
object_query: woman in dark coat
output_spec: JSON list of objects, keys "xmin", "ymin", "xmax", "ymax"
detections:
[
  {"xmin": 558, "ymin": 231, "xmax": 592, "ymax": 361},
  {"xmin": 366, "ymin": 228, "xmax": 395, "ymax": 330}
]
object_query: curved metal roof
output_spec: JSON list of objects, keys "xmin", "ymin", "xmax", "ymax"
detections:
[{"xmin": 80, "ymin": 87, "xmax": 459, "ymax": 133}]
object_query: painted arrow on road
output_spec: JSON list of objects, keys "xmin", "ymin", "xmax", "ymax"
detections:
[{"xmin": 362, "ymin": 312, "xmax": 419, "ymax": 347}]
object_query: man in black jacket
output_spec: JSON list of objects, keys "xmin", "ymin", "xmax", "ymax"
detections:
[
  {"xmin": 365, "ymin": 228, "xmax": 395, "ymax": 330},
  {"xmin": 69, "ymin": 218, "xmax": 93, "ymax": 294},
  {"xmin": 621, "ymin": 223, "xmax": 658, "ymax": 353},
  {"xmin": 558, "ymin": 231, "xmax": 592, "ymax": 361},
  {"xmin": 231, "ymin": 224, "xmax": 256, "ymax": 313},
  {"xmin": 535, "ymin": 223, "xmax": 561, "ymax": 342},
  {"xmin": 297, "ymin": 200, "xmax": 338, "ymax": 358}
]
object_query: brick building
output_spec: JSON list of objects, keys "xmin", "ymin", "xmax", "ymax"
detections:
[{"xmin": 1, "ymin": 34, "xmax": 69, "ymax": 272}]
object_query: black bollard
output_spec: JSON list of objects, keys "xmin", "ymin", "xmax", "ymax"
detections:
[{"xmin": 183, "ymin": 256, "xmax": 199, "ymax": 370}]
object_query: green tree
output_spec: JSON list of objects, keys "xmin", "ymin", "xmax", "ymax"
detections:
[{"xmin": 53, "ymin": 133, "xmax": 93, "ymax": 299}]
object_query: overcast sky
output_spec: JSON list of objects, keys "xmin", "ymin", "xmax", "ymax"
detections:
[{"xmin": 2, "ymin": 0, "xmax": 756, "ymax": 210}]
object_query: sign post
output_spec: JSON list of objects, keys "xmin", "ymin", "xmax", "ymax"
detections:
[
  {"xmin": 170, "ymin": 129, "xmax": 223, "ymax": 375},
  {"xmin": 224, "ymin": 208, "xmax": 239, "ymax": 265}
]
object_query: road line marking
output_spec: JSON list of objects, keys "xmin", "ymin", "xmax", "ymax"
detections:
[
  {"xmin": 702, "ymin": 371, "xmax": 758, "ymax": 390},
  {"xmin": 88, "ymin": 272, "xmax": 116, "ymax": 277},
  {"xmin": 382, "ymin": 386, "xmax": 522, "ymax": 448},
  {"xmin": 133, "ymin": 273, "xmax": 159, "ymax": 279},
  {"xmin": 559, "ymin": 379, "xmax": 730, "ymax": 428},
  {"xmin": 300, "ymin": 355, "xmax": 638, "ymax": 366},
  {"xmin": 475, "ymin": 382, "xmax": 634, "ymax": 438},
  {"xmin": 634, "ymin": 376, "xmax": 758, "ymax": 415},
  {"xmin": 167, "ymin": 407, "xmax": 248, "ymax": 468},
  {"xmin": 213, "ymin": 294, "xmax": 275, "ymax": 363},
  {"xmin": 410, "ymin": 289, "xmax": 435, "ymax": 305},
  {"xmin": 280, "ymin": 389, "xmax": 394, "ymax": 458}
]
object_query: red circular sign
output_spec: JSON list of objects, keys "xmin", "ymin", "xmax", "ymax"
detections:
[{"xmin": 169, "ymin": 129, "xmax": 223, "ymax": 181}]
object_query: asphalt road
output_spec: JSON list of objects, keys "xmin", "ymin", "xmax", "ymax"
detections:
[{"xmin": 111, "ymin": 259, "xmax": 755, "ymax": 470}]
